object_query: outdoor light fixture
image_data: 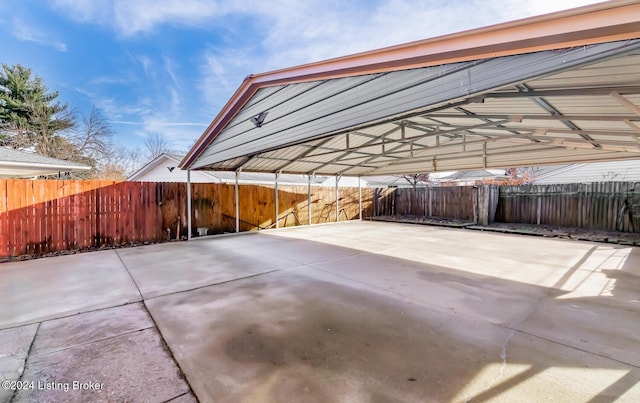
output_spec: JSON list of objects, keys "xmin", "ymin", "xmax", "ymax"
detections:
[
  {"xmin": 167, "ymin": 166, "xmax": 175, "ymax": 172},
  {"xmin": 251, "ymin": 111, "xmax": 268, "ymax": 127}
]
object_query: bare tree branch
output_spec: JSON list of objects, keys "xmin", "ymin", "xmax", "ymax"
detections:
[
  {"xmin": 69, "ymin": 105, "xmax": 113, "ymax": 160},
  {"xmin": 144, "ymin": 132, "xmax": 171, "ymax": 161},
  {"xmin": 94, "ymin": 144, "xmax": 142, "ymax": 180},
  {"xmin": 402, "ymin": 173, "xmax": 431, "ymax": 189}
]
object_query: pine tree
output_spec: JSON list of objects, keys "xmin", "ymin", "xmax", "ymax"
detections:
[{"xmin": 0, "ymin": 63, "xmax": 75, "ymax": 155}]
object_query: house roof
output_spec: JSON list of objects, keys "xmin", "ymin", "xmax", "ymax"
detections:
[
  {"xmin": 0, "ymin": 147, "xmax": 91, "ymax": 178},
  {"xmin": 436, "ymin": 169, "xmax": 507, "ymax": 181},
  {"xmin": 533, "ymin": 159, "xmax": 640, "ymax": 183},
  {"xmin": 181, "ymin": 1, "xmax": 640, "ymax": 177}
]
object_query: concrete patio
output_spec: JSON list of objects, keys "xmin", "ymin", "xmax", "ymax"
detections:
[{"xmin": 1, "ymin": 221, "xmax": 639, "ymax": 402}]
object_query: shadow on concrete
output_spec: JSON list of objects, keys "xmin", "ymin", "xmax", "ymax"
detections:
[{"xmin": 144, "ymin": 228, "xmax": 640, "ymax": 402}]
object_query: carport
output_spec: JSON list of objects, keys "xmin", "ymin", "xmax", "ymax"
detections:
[
  {"xmin": 3, "ymin": 3, "xmax": 639, "ymax": 403},
  {"xmin": 181, "ymin": 1, "xmax": 640, "ymax": 401},
  {"xmin": 181, "ymin": 1, "xmax": 640, "ymax": 237},
  {"xmin": 184, "ymin": 1, "xmax": 640, "ymax": 175}
]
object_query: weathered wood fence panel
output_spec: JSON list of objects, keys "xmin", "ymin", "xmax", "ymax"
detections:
[
  {"xmin": 372, "ymin": 182, "xmax": 640, "ymax": 233},
  {"xmin": 7, "ymin": 178, "xmax": 636, "ymax": 258},
  {"xmin": 0, "ymin": 180, "xmax": 374, "ymax": 257},
  {"xmin": 0, "ymin": 180, "xmax": 170, "ymax": 257},
  {"xmin": 495, "ymin": 182, "xmax": 640, "ymax": 232},
  {"xmin": 187, "ymin": 184, "xmax": 375, "ymax": 233},
  {"xmin": 373, "ymin": 186, "xmax": 477, "ymax": 221}
]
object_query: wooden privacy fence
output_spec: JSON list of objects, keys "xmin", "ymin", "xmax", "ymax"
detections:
[
  {"xmin": 372, "ymin": 182, "xmax": 640, "ymax": 233},
  {"xmin": 495, "ymin": 182, "xmax": 640, "ymax": 232},
  {"xmin": 0, "ymin": 179, "xmax": 375, "ymax": 257},
  {"xmin": 372, "ymin": 186, "xmax": 479, "ymax": 221},
  {"xmin": 4, "ymin": 179, "xmax": 638, "ymax": 257}
]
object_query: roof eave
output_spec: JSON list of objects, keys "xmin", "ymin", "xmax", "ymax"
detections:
[
  {"xmin": 180, "ymin": 0, "xmax": 640, "ymax": 170},
  {"xmin": 0, "ymin": 161, "xmax": 92, "ymax": 172}
]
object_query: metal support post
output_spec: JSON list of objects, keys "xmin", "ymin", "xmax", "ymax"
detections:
[
  {"xmin": 335, "ymin": 174, "xmax": 341, "ymax": 222},
  {"xmin": 187, "ymin": 170, "xmax": 192, "ymax": 240},
  {"xmin": 235, "ymin": 170, "xmax": 240, "ymax": 233},
  {"xmin": 358, "ymin": 176, "xmax": 362, "ymax": 220},
  {"xmin": 275, "ymin": 171, "xmax": 280, "ymax": 228},
  {"xmin": 307, "ymin": 174, "xmax": 312, "ymax": 225}
]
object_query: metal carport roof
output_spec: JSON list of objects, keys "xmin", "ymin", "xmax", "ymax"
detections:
[{"xmin": 181, "ymin": 1, "xmax": 640, "ymax": 177}]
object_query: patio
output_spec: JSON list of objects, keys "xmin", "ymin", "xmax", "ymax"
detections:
[{"xmin": 1, "ymin": 221, "xmax": 639, "ymax": 402}]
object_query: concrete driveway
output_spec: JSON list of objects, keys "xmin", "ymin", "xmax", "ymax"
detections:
[{"xmin": 1, "ymin": 221, "xmax": 639, "ymax": 402}]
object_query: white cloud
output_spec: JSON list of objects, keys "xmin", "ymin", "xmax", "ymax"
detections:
[
  {"xmin": 191, "ymin": 0, "xmax": 604, "ymax": 112},
  {"xmin": 257, "ymin": 0, "xmax": 605, "ymax": 70},
  {"xmin": 10, "ymin": 17, "xmax": 68, "ymax": 51},
  {"xmin": 163, "ymin": 55, "xmax": 179, "ymax": 87},
  {"xmin": 52, "ymin": 0, "xmax": 226, "ymax": 36},
  {"xmin": 136, "ymin": 115, "xmax": 207, "ymax": 151},
  {"xmin": 89, "ymin": 76, "xmax": 132, "ymax": 85},
  {"xmin": 50, "ymin": 0, "xmax": 113, "ymax": 23},
  {"xmin": 50, "ymin": 0, "xmax": 604, "ymax": 63},
  {"xmin": 198, "ymin": 46, "xmax": 257, "ymax": 111},
  {"xmin": 54, "ymin": 0, "xmax": 604, "ymax": 151},
  {"xmin": 521, "ymin": 0, "xmax": 603, "ymax": 16},
  {"xmin": 129, "ymin": 54, "xmax": 153, "ymax": 75}
]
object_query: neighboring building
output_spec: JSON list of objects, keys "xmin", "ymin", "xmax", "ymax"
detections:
[
  {"xmin": 127, "ymin": 153, "xmax": 327, "ymax": 186},
  {"xmin": 364, "ymin": 176, "xmax": 424, "ymax": 188},
  {"xmin": 0, "ymin": 147, "xmax": 91, "ymax": 178},
  {"xmin": 128, "ymin": 153, "xmax": 225, "ymax": 183},
  {"xmin": 320, "ymin": 175, "xmax": 430, "ymax": 188},
  {"xmin": 532, "ymin": 160, "xmax": 640, "ymax": 184},
  {"xmin": 431, "ymin": 169, "xmax": 510, "ymax": 186}
]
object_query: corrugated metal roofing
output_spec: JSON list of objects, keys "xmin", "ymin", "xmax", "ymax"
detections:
[{"xmin": 184, "ymin": 2, "xmax": 640, "ymax": 177}]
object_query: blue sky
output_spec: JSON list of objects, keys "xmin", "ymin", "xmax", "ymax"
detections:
[{"xmin": 1, "ymin": 0, "xmax": 601, "ymax": 154}]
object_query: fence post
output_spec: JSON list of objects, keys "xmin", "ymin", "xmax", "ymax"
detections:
[{"xmin": 477, "ymin": 185, "xmax": 498, "ymax": 225}]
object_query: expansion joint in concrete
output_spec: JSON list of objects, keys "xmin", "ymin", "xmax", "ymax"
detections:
[
  {"xmin": 143, "ymin": 267, "xmax": 294, "ymax": 302},
  {"xmin": 27, "ymin": 327, "xmax": 156, "ymax": 358},
  {"xmin": 161, "ymin": 391, "xmax": 194, "ymax": 403},
  {"xmin": 115, "ymin": 250, "xmax": 200, "ymax": 402},
  {"xmin": 507, "ymin": 327, "xmax": 640, "ymax": 370},
  {"xmin": 10, "ymin": 322, "xmax": 40, "ymax": 403},
  {"xmin": 115, "ymin": 250, "xmax": 144, "ymax": 300}
]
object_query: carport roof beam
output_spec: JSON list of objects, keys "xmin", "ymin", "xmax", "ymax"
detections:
[{"xmin": 611, "ymin": 92, "xmax": 640, "ymax": 116}]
